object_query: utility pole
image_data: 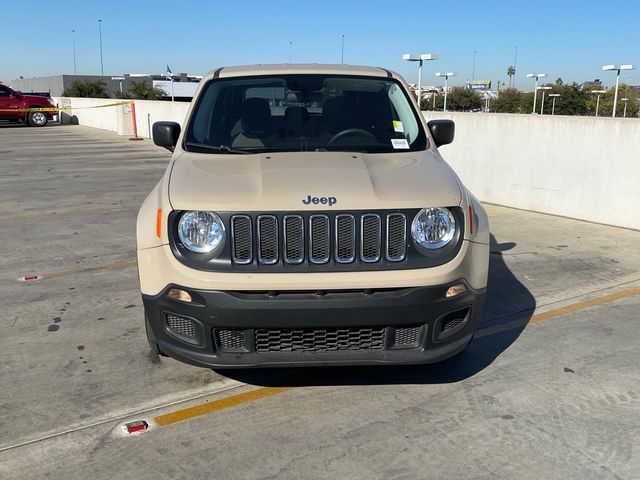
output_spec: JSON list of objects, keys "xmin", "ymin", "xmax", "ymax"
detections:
[
  {"xmin": 98, "ymin": 19, "xmax": 104, "ymax": 76},
  {"xmin": 72, "ymin": 29, "xmax": 77, "ymax": 75},
  {"xmin": 513, "ymin": 46, "xmax": 518, "ymax": 89}
]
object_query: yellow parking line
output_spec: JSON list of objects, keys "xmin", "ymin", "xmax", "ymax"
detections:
[
  {"xmin": 527, "ymin": 286, "xmax": 640, "ymax": 324},
  {"xmin": 154, "ymin": 386, "xmax": 293, "ymax": 426},
  {"xmin": 151, "ymin": 285, "xmax": 640, "ymax": 429}
]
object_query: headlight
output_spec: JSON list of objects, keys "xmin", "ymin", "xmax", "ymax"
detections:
[
  {"xmin": 411, "ymin": 207, "xmax": 456, "ymax": 250},
  {"xmin": 177, "ymin": 211, "xmax": 225, "ymax": 254}
]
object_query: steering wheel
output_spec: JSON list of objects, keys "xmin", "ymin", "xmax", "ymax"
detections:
[{"xmin": 327, "ymin": 128, "xmax": 378, "ymax": 146}]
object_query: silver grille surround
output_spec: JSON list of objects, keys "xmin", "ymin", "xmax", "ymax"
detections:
[
  {"xmin": 309, "ymin": 215, "xmax": 330, "ymax": 264},
  {"xmin": 229, "ymin": 212, "xmax": 409, "ymax": 267}
]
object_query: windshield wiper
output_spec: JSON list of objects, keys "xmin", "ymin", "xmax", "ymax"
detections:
[{"xmin": 184, "ymin": 142, "xmax": 250, "ymax": 154}]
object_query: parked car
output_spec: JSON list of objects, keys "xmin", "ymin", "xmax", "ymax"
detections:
[
  {"xmin": 0, "ymin": 83, "xmax": 56, "ymax": 127},
  {"xmin": 138, "ymin": 64, "xmax": 490, "ymax": 368}
]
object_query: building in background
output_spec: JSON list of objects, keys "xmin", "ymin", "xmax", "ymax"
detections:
[{"xmin": 9, "ymin": 73, "xmax": 201, "ymax": 100}]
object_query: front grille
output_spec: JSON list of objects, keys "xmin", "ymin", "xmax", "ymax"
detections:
[
  {"xmin": 360, "ymin": 214, "xmax": 381, "ymax": 262},
  {"xmin": 309, "ymin": 215, "xmax": 330, "ymax": 264},
  {"xmin": 230, "ymin": 211, "xmax": 407, "ymax": 267},
  {"xmin": 255, "ymin": 327, "xmax": 385, "ymax": 353},
  {"xmin": 165, "ymin": 313, "xmax": 196, "ymax": 338},
  {"xmin": 257, "ymin": 215, "xmax": 278, "ymax": 264}
]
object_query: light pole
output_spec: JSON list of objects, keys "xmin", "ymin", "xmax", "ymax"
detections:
[
  {"xmin": 289, "ymin": 41, "xmax": 293, "ymax": 63},
  {"xmin": 98, "ymin": 19, "xmax": 104, "ymax": 76},
  {"xmin": 621, "ymin": 98, "xmax": 629, "ymax": 118},
  {"xmin": 537, "ymin": 86, "xmax": 552, "ymax": 114},
  {"xmin": 590, "ymin": 90, "xmax": 607, "ymax": 117},
  {"xmin": 526, "ymin": 73, "xmax": 547, "ymax": 113},
  {"xmin": 341, "ymin": 35, "xmax": 344, "ymax": 64},
  {"xmin": 435, "ymin": 72, "xmax": 456, "ymax": 112},
  {"xmin": 548, "ymin": 93, "xmax": 560, "ymax": 115},
  {"xmin": 403, "ymin": 53, "xmax": 438, "ymax": 107},
  {"xmin": 472, "ymin": 50, "xmax": 477, "ymax": 82},
  {"xmin": 72, "ymin": 29, "xmax": 77, "ymax": 75},
  {"xmin": 602, "ymin": 64, "xmax": 635, "ymax": 117}
]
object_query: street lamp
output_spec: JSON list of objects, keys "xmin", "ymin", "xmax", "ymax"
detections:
[
  {"xmin": 435, "ymin": 72, "xmax": 456, "ymax": 111},
  {"xmin": 590, "ymin": 89, "xmax": 607, "ymax": 117},
  {"xmin": 537, "ymin": 86, "xmax": 552, "ymax": 114},
  {"xmin": 72, "ymin": 29, "xmax": 77, "ymax": 75},
  {"xmin": 98, "ymin": 19, "xmax": 104, "ymax": 76},
  {"xmin": 621, "ymin": 98, "xmax": 629, "ymax": 118},
  {"xmin": 602, "ymin": 64, "xmax": 635, "ymax": 117},
  {"xmin": 548, "ymin": 93, "xmax": 560, "ymax": 115},
  {"xmin": 526, "ymin": 73, "xmax": 547, "ymax": 113},
  {"xmin": 403, "ymin": 53, "xmax": 438, "ymax": 106}
]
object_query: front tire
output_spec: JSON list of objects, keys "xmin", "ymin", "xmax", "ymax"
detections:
[{"xmin": 27, "ymin": 111, "xmax": 48, "ymax": 127}]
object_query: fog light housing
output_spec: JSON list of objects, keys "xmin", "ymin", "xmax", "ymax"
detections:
[
  {"xmin": 166, "ymin": 288, "xmax": 192, "ymax": 303},
  {"xmin": 445, "ymin": 284, "xmax": 467, "ymax": 298}
]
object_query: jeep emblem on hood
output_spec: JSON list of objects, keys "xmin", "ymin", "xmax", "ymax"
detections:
[{"xmin": 302, "ymin": 195, "xmax": 337, "ymax": 206}]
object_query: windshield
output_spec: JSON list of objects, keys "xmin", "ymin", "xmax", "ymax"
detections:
[{"xmin": 185, "ymin": 74, "xmax": 428, "ymax": 154}]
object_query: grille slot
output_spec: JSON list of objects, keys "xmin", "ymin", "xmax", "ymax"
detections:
[
  {"xmin": 394, "ymin": 326, "xmax": 422, "ymax": 347},
  {"xmin": 216, "ymin": 329, "xmax": 247, "ymax": 352},
  {"xmin": 335, "ymin": 214, "xmax": 356, "ymax": 263},
  {"xmin": 309, "ymin": 215, "xmax": 330, "ymax": 264},
  {"xmin": 360, "ymin": 214, "xmax": 381, "ymax": 262},
  {"xmin": 165, "ymin": 313, "xmax": 196, "ymax": 338},
  {"xmin": 231, "ymin": 215, "xmax": 252, "ymax": 264},
  {"xmin": 255, "ymin": 327, "xmax": 385, "ymax": 353},
  {"xmin": 386, "ymin": 213, "xmax": 407, "ymax": 261},
  {"xmin": 257, "ymin": 215, "xmax": 278, "ymax": 264},
  {"xmin": 283, "ymin": 215, "xmax": 304, "ymax": 264}
]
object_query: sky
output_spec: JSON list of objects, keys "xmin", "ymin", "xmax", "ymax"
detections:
[{"xmin": 3, "ymin": 0, "xmax": 639, "ymax": 90}]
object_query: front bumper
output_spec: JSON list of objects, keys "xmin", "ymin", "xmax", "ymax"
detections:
[{"xmin": 143, "ymin": 281, "xmax": 485, "ymax": 368}]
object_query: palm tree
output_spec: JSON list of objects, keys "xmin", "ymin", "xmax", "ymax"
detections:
[{"xmin": 507, "ymin": 66, "xmax": 516, "ymax": 88}]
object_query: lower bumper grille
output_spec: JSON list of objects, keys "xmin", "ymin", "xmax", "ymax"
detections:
[
  {"xmin": 214, "ymin": 326, "xmax": 427, "ymax": 354},
  {"xmin": 255, "ymin": 327, "xmax": 385, "ymax": 352}
]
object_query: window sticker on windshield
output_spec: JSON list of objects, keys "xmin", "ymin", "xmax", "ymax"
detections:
[
  {"xmin": 393, "ymin": 120, "xmax": 404, "ymax": 133},
  {"xmin": 391, "ymin": 139, "xmax": 410, "ymax": 149}
]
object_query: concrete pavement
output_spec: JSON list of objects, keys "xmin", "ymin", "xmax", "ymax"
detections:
[{"xmin": 1, "ymin": 124, "xmax": 639, "ymax": 479}]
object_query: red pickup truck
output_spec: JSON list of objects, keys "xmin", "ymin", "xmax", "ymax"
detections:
[{"xmin": 0, "ymin": 83, "xmax": 56, "ymax": 127}]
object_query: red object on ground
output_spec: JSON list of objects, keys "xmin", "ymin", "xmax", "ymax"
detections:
[
  {"xmin": 130, "ymin": 102, "xmax": 140, "ymax": 140},
  {"xmin": 125, "ymin": 420, "xmax": 148, "ymax": 434}
]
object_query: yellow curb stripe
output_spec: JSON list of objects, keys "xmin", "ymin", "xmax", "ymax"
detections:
[
  {"xmin": 154, "ymin": 386, "xmax": 293, "ymax": 427},
  {"xmin": 527, "ymin": 286, "xmax": 640, "ymax": 324}
]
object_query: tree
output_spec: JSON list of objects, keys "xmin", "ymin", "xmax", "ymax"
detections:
[
  {"xmin": 125, "ymin": 80, "xmax": 166, "ymax": 100},
  {"xmin": 63, "ymin": 79, "xmax": 109, "ymax": 98},
  {"xmin": 507, "ymin": 66, "xmax": 516, "ymax": 88},
  {"xmin": 446, "ymin": 87, "xmax": 482, "ymax": 111},
  {"xmin": 493, "ymin": 88, "xmax": 523, "ymax": 113}
]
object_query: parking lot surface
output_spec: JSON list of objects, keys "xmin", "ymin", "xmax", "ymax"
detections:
[{"xmin": 1, "ymin": 124, "xmax": 639, "ymax": 479}]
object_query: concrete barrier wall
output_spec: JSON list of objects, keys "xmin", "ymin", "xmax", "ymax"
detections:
[
  {"xmin": 52, "ymin": 97, "xmax": 191, "ymax": 138},
  {"xmin": 423, "ymin": 112, "xmax": 640, "ymax": 231}
]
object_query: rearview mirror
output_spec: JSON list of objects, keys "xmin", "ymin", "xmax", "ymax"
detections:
[
  {"xmin": 152, "ymin": 121, "xmax": 181, "ymax": 151},
  {"xmin": 427, "ymin": 119, "xmax": 455, "ymax": 147}
]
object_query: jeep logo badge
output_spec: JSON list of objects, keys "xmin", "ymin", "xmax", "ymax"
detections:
[{"xmin": 302, "ymin": 195, "xmax": 337, "ymax": 206}]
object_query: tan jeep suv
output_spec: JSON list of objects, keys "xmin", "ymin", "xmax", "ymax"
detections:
[{"xmin": 138, "ymin": 64, "xmax": 489, "ymax": 368}]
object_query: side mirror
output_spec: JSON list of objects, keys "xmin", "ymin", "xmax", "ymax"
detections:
[
  {"xmin": 152, "ymin": 121, "xmax": 181, "ymax": 151},
  {"xmin": 13, "ymin": 90, "xmax": 23, "ymax": 99},
  {"xmin": 427, "ymin": 119, "xmax": 455, "ymax": 147}
]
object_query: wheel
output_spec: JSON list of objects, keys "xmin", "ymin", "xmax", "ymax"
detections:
[
  {"xmin": 27, "ymin": 110, "xmax": 48, "ymax": 127},
  {"xmin": 145, "ymin": 314, "xmax": 168, "ymax": 357},
  {"xmin": 327, "ymin": 128, "xmax": 378, "ymax": 146}
]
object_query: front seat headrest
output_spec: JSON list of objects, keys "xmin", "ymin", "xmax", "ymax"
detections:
[{"xmin": 241, "ymin": 98, "xmax": 271, "ymax": 136}]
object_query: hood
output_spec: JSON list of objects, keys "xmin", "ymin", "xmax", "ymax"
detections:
[{"xmin": 168, "ymin": 150, "xmax": 462, "ymax": 212}]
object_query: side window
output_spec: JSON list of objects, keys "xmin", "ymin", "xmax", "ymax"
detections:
[{"xmin": 0, "ymin": 86, "xmax": 10, "ymax": 97}]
